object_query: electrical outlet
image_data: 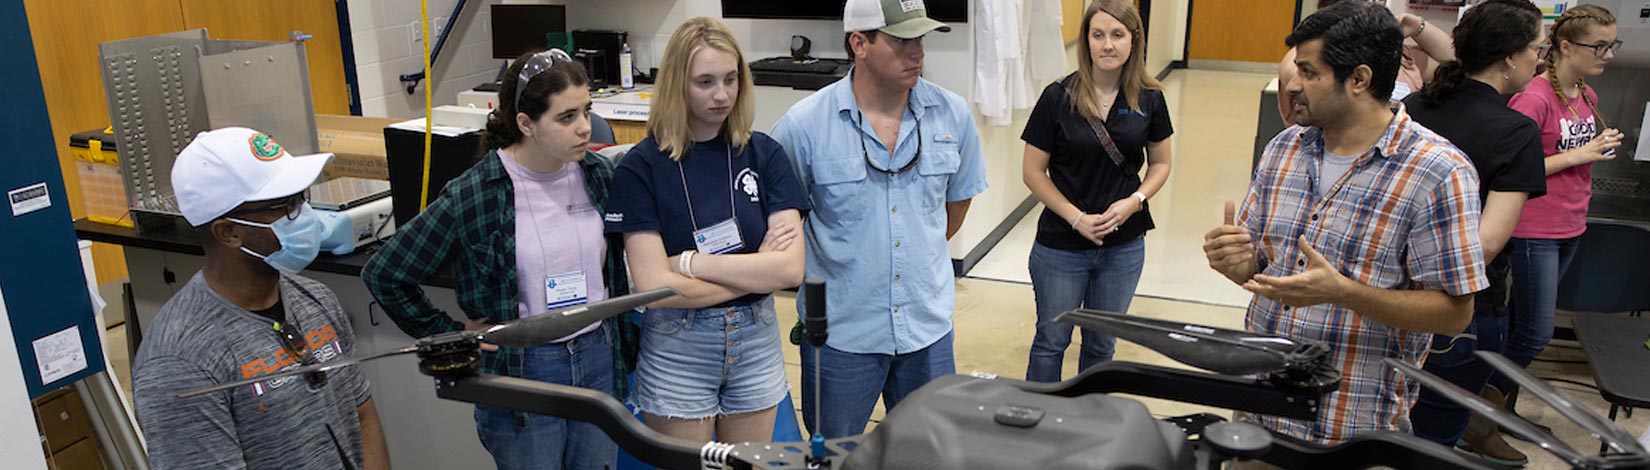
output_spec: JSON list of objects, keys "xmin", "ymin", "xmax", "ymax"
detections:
[{"xmin": 409, "ymin": 17, "xmax": 448, "ymax": 45}]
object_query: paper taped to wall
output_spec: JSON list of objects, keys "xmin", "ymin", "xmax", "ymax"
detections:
[{"xmin": 33, "ymin": 325, "xmax": 87, "ymax": 385}]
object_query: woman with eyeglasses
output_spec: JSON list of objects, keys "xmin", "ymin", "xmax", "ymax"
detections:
[
  {"xmin": 603, "ymin": 17, "xmax": 808, "ymax": 444},
  {"xmin": 1498, "ymin": 1, "xmax": 1625, "ymax": 429},
  {"xmin": 1398, "ymin": 0, "xmax": 1551, "ymax": 464},
  {"xmin": 362, "ymin": 49, "xmax": 633, "ymax": 470},
  {"xmin": 1020, "ymin": 0, "xmax": 1173, "ymax": 383}
]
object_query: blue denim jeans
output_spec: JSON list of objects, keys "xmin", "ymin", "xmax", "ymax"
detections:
[
  {"xmin": 474, "ymin": 326, "xmax": 616, "ymax": 470},
  {"xmin": 1491, "ymin": 237, "xmax": 1579, "ymax": 394},
  {"xmin": 799, "ymin": 331, "xmax": 954, "ymax": 438},
  {"xmin": 1025, "ymin": 238, "xmax": 1146, "ymax": 382},
  {"xmin": 1410, "ymin": 311, "xmax": 1508, "ymax": 445}
]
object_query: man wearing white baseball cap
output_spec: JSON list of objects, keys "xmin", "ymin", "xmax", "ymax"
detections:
[
  {"xmin": 133, "ymin": 127, "xmax": 389, "ymax": 469},
  {"xmin": 772, "ymin": 0, "xmax": 988, "ymax": 438}
]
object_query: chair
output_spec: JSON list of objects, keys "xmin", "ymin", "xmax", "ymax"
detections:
[
  {"xmin": 1555, "ymin": 220, "xmax": 1650, "ymax": 316},
  {"xmin": 590, "ymin": 111, "xmax": 616, "ymax": 146},
  {"xmin": 1558, "ymin": 220, "xmax": 1650, "ymax": 451},
  {"xmin": 1571, "ymin": 314, "xmax": 1650, "ymax": 452}
]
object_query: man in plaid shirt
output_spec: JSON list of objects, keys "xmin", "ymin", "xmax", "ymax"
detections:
[{"xmin": 1203, "ymin": 2, "xmax": 1488, "ymax": 447}]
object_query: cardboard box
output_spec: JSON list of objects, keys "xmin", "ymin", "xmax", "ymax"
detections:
[{"xmin": 316, "ymin": 114, "xmax": 400, "ymax": 180}]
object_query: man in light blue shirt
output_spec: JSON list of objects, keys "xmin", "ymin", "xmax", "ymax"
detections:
[{"xmin": 771, "ymin": 0, "xmax": 989, "ymax": 438}]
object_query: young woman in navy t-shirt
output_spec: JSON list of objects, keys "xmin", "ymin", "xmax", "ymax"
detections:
[{"xmin": 604, "ymin": 17, "xmax": 809, "ymax": 444}]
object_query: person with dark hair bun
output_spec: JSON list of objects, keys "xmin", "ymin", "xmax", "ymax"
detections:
[
  {"xmin": 1401, "ymin": 1, "xmax": 1548, "ymax": 464},
  {"xmin": 363, "ymin": 49, "xmax": 633, "ymax": 470},
  {"xmin": 1207, "ymin": 3, "xmax": 1487, "ymax": 461}
]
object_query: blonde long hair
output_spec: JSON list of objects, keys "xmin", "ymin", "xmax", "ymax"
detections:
[
  {"xmin": 1072, "ymin": 0, "xmax": 1162, "ymax": 121},
  {"xmin": 649, "ymin": 17, "xmax": 756, "ymax": 160},
  {"xmin": 1543, "ymin": 4, "xmax": 1615, "ymax": 127}
]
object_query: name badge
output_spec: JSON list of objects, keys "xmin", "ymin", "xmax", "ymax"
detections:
[
  {"xmin": 693, "ymin": 218, "xmax": 744, "ymax": 255},
  {"xmin": 567, "ymin": 202, "xmax": 597, "ymax": 214},
  {"xmin": 545, "ymin": 271, "xmax": 589, "ymax": 310}
]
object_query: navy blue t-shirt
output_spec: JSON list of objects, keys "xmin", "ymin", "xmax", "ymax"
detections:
[{"xmin": 605, "ymin": 132, "xmax": 810, "ymax": 307}]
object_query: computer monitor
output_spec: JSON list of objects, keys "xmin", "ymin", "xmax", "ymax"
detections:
[
  {"xmin": 491, "ymin": 4, "xmax": 568, "ymax": 59},
  {"xmin": 720, "ymin": 0, "xmax": 967, "ymax": 23}
]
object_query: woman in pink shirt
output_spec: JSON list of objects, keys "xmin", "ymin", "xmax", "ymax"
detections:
[{"xmin": 1496, "ymin": 4, "xmax": 1624, "ymax": 406}]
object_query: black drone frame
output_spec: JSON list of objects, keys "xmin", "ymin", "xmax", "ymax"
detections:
[{"xmin": 183, "ymin": 285, "xmax": 1650, "ymax": 470}]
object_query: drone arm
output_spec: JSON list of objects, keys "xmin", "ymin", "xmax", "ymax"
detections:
[
  {"xmin": 1010, "ymin": 362, "xmax": 1323, "ymax": 420},
  {"xmin": 1477, "ymin": 351, "xmax": 1649, "ymax": 456},
  {"xmin": 436, "ymin": 374, "xmax": 707, "ymax": 470},
  {"xmin": 1255, "ymin": 430, "xmax": 1500, "ymax": 470}
]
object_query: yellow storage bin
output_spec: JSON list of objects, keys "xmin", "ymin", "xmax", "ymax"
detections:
[{"xmin": 70, "ymin": 128, "xmax": 132, "ymax": 228}]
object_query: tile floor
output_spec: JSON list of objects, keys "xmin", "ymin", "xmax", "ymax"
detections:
[{"xmin": 98, "ymin": 69, "xmax": 1647, "ymax": 469}]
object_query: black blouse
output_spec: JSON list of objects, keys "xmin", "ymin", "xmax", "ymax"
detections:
[{"xmin": 1021, "ymin": 74, "xmax": 1174, "ymax": 250}]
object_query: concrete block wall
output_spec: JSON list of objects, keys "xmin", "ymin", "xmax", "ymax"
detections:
[{"xmin": 346, "ymin": 0, "xmax": 504, "ymax": 118}]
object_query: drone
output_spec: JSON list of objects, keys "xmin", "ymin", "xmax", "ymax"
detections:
[{"xmin": 184, "ymin": 281, "xmax": 1650, "ymax": 470}]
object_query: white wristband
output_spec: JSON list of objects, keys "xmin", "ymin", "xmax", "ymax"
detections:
[
  {"xmin": 684, "ymin": 251, "xmax": 697, "ymax": 279},
  {"xmin": 1132, "ymin": 192, "xmax": 1147, "ymax": 204},
  {"xmin": 1071, "ymin": 213, "xmax": 1086, "ymax": 230},
  {"xmin": 678, "ymin": 250, "xmax": 697, "ymax": 278}
]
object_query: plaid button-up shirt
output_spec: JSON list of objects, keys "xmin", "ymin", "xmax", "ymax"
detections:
[
  {"xmin": 362, "ymin": 150, "xmax": 637, "ymax": 397},
  {"xmin": 1240, "ymin": 107, "xmax": 1488, "ymax": 444}
]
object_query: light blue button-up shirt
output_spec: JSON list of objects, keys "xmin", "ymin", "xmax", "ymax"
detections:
[{"xmin": 771, "ymin": 75, "xmax": 988, "ymax": 355}]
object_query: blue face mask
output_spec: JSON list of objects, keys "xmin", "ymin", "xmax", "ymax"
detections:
[{"xmin": 228, "ymin": 203, "xmax": 324, "ymax": 274}]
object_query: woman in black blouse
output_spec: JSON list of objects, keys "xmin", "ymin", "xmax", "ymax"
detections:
[{"xmin": 1020, "ymin": 0, "xmax": 1174, "ymax": 383}]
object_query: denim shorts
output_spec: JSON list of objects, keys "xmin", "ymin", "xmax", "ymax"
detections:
[{"xmin": 630, "ymin": 295, "xmax": 789, "ymax": 419}]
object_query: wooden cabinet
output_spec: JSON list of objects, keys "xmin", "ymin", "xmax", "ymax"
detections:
[
  {"xmin": 33, "ymin": 388, "xmax": 105, "ymax": 469},
  {"xmin": 609, "ymin": 120, "xmax": 648, "ymax": 145}
]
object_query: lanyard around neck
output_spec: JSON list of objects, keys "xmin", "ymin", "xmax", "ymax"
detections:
[{"xmin": 677, "ymin": 142, "xmax": 736, "ymax": 231}]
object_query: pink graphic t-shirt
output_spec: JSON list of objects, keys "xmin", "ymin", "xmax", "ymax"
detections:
[{"xmin": 1508, "ymin": 75, "xmax": 1601, "ymax": 239}]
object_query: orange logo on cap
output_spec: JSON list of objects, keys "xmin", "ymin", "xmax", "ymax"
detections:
[{"xmin": 248, "ymin": 133, "xmax": 287, "ymax": 161}]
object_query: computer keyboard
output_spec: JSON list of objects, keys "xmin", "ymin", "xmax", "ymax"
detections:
[
  {"xmin": 750, "ymin": 57, "xmax": 846, "ymax": 74},
  {"xmin": 749, "ymin": 57, "xmax": 851, "ymax": 90}
]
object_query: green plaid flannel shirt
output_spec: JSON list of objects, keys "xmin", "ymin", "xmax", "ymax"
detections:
[{"xmin": 362, "ymin": 149, "xmax": 639, "ymax": 398}]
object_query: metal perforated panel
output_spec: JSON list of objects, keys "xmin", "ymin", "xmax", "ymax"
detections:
[
  {"xmin": 98, "ymin": 30, "xmax": 209, "ymax": 229},
  {"xmin": 98, "ymin": 30, "xmax": 320, "ymax": 231}
]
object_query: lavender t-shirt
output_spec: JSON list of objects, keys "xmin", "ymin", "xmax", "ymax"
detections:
[{"xmin": 500, "ymin": 149, "xmax": 607, "ymax": 342}]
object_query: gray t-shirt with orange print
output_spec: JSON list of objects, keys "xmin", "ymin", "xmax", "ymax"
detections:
[{"xmin": 134, "ymin": 272, "xmax": 370, "ymax": 470}]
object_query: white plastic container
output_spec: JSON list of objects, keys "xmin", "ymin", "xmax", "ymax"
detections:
[{"xmin": 619, "ymin": 42, "xmax": 635, "ymax": 90}]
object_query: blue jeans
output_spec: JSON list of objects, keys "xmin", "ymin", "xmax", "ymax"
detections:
[
  {"xmin": 799, "ymin": 331, "xmax": 954, "ymax": 438},
  {"xmin": 1410, "ymin": 311, "xmax": 1508, "ymax": 445},
  {"xmin": 1025, "ymin": 238, "xmax": 1146, "ymax": 382},
  {"xmin": 474, "ymin": 326, "xmax": 616, "ymax": 470},
  {"xmin": 1491, "ymin": 237, "xmax": 1579, "ymax": 394}
]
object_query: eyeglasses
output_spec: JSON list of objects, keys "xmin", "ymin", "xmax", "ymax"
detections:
[
  {"xmin": 855, "ymin": 102, "xmax": 924, "ymax": 175},
  {"xmin": 1569, "ymin": 39, "xmax": 1623, "ymax": 58},
  {"xmin": 228, "ymin": 193, "xmax": 307, "ymax": 221},
  {"xmin": 275, "ymin": 321, "xmax": 328, "ymax": 389}
]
